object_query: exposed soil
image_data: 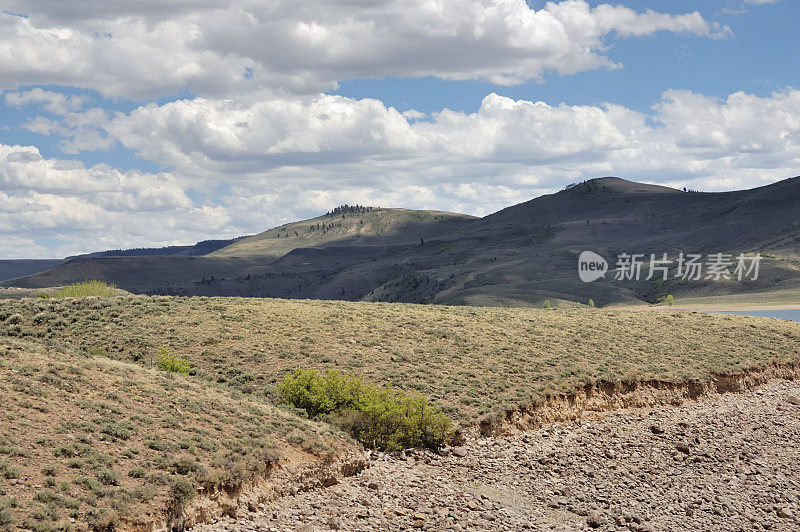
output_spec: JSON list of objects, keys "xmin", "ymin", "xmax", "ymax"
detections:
[{"xmin": 196, "ymin": 379, "xmax": 800, "ymax": 531}]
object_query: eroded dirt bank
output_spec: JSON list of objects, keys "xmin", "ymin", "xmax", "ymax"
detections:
[
  {"xmin": 197, "ymin": 379, "xmax": 800, "ymax": 531},
  {"xmin": 480, "ymin": 362, "xmax": 800, "ymax": 435}
]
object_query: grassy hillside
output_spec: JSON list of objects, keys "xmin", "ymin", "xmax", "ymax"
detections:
[
  {"xmin": 0, "ymin": 336, "xmax": 355, "ymax": 531},
  {"xmin": 2, "ymin": 296, "xmax": 798, "ymax": 426},
  {"xmin": 667, "ymin": 281, "xmax": 800, "ymax": 308},
  {"xmin": 1, "ymin": 294, "xmax": 798, "ymax": 528},
  {"xmin": 210, "ymin": 207, "xmax": 474, "ymax": 259},
  {"xmin": 0, "ymin": 256, "xmax": 274, "ymax": 293}
]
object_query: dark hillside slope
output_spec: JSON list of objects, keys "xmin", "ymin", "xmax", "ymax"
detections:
[
  {"xmin": 3, "ymin": 256, "xmax": 274, "ymax": 293},
  {"xmin": 6, "ymin": 177, "xmax": 800, "ymax": 306},
  {"xmin": 0, "ymin": 259, "xmax": 63, "ymax": 282}
]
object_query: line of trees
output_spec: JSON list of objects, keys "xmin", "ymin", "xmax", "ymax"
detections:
[{"xmin": 327, "ymin": 204, "xmax": 374, "ymax": 216}]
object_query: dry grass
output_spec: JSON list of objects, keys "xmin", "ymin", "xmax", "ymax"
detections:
[
  {"xmin": 1, "ymin": 295, "xmax": 799, "ymax": 527},
  {"xmin": 210, "ymin": 208, "xmax": 471, "ymax": 258},
  {"xmin": 2, "ymin": 296, "xmax": 798, "ymax": 427},
  {"xmin": 0, "ymin": 288, "xmax": 61, "ymax": 301},
  {"xmin": 0, "ymin": 336, "xmax": 353, "ymax": 530}
]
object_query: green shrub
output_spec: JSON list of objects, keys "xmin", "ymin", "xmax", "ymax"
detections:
[
  {"xmin": 168, "ymin": 477, "xmax": 195, "ymax": 508},
  {"xmin": 588, "ymin": 298, "xmax": 595, "ymax": 307},
  {"xmin": 121, "ymin": 447, "xmax": 139, "ymax": 459},
  {"xmin": 32, "ymin": 491, "xmax": 62, "ymax": 505},
  {"xmin": 100, "ymin": 421, "xmax": 133, "ymax": 441},
  {"xmin": 278, "ymin": 369, "xmax": 454, "ymax": 451},
  {"xmin": 39, "ymin": 280, "xmax": 117, "ymax": 299},
  {"xmin": 278, "ymin": 368, "xmax": 367, "ymax": 417},
  {"xmin": 85, "ymin": 507, "xmax": 118, "ymax": 530},
  {"xmin": 127, "ymin": 466, "xmax": 147, "ymax": 479},
  {"xmin": 156, "ymin": 348, "xmax": 191, "ymax": 375},
  {"xmin": 0, "ymin": 507, "xmax": 14, "ymax": 528},
  {"xmin": 0, "ymin": 497, "xmax": 19, "ymax": 509},
  {"xmin": 145, "ymin": 439, "xmax": 167, "ymax": 452},
  {"xmin": 88, "ymin": 347, "xmax": 109, "ymax": 357},
  {"xmin": 131, "ymin": 485, "xmax": 156, "ymax": 503},
  {"xmin": 40, "ymin": 465, "xmax": 60, "ymax": 477},
  {"xmin": 170, "ymin": 455, "xmax": 202, "ymax": 476},
  {"xmin": 0, "ymin": 462, "xmax": 19, "ymax": 480},
  {"xmin": 96, "ymin": 468, "xmax": 120, "ymax": 486},
  {"xmin": 74, "ymin": 476, "xmax": 102, "ymax": 495},
  {"xmin": 542, "ymin": 299, "xmax": 552, "ymax": 310},
  {"xmin": 657, "ymin": 294, "xmax": 675, "ymax": 306}
]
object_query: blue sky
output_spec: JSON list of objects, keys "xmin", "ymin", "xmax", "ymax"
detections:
[
  {"xmin": 335, "ymin": 1, "xmax": 798, "ymax": 114},
  {"xmin": 0, "ymin": 0, "xmax": 798, "ymax": 257}
]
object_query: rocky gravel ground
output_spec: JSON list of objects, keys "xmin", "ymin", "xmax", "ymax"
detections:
[{"xmin": 197, "ymin": 380, "xmax": 800, "ymax": 531}]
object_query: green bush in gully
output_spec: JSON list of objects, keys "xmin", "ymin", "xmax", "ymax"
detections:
[
  {"xmin": 278, "ymin": 369, "xmax": 455, "ymax": 452},
  {"xmin": 37, "ymin": 280, "xmax": 117, "ymax": 299}
]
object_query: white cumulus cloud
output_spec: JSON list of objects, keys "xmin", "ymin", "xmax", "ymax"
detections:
[
  {"xmin": 10, "ymin": 86, "xmax": 797, "ymax": 256},
  {"xmin": 75, "ymin": 88, "xmax": 798, "ymax": 197},
  {"xmin": 0, "ymin": 144, "xmax": 237, "ymax": 256},
  {"xmin": 5, "ymin": 88, "xmax": 87, "ymax": 115},
  {"xmin": 0, "ymin": 1, "xmax": 729, "ymax": 98}
]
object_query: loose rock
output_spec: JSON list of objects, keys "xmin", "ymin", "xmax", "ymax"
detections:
[
  {"xmin": 196, "ymin": 380, "xmax": 800, "ymax": 532},
  {"xmin": 587, "ymin": 511, "xmax": 605, "ymax": 528}
]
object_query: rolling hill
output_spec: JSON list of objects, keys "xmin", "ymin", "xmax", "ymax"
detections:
[
  {"xmin": 6, "ymin": 176, "xmax": 800, "ymax": 306},
  {"xmin": 210, "ymin": 206, "xmax": 475, "ymax": 259},
  {"xmin": 69, "ymin": 237, "xmax": 247, "ymax": 259},
  {"xmin": 0, "ymin": 238, "xmax": 249, "ymax": 283},
  {"xmin": 0, "ymin": 259, "xmax": 63, "ymax": 282},
  {"xmin": 1, "ymin": 256, "xmax": 274, "ymax": 293},
  {"xmin": 4, "ymin": 290, "xmax": 799, "ymax": 528}
]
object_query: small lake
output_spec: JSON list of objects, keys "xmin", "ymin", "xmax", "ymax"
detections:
[{"xmin": 714, "ymin": 309, "xmax": 800, "ymax": 323}]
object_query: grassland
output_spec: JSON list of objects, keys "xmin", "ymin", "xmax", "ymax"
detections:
[
  {"xmin": 210, "ymin": 208, "xmax": 472, "ymax": 258},
  {"xmin": 0, "ymin": 335, "xmax": 354, "ymax": 530},
  {"xmin": 0, "ymin": 288, "xmax": 60, "ymax": 301},
  {"xmin": 2, "ymin": 295, "xmax": 799, "ymax": 529},
  {"xmin": 3, "ymin": 296, "xmax": 798, "ymax": 425},
  {"xmin": 666, "ymin": 284, "xmax": 800, "ymax": 309}
]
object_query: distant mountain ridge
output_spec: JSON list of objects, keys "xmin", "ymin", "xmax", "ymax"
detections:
[
  {"xmin": 67, "ymin": 237, "xmax": 248, "ymax": 260},
  {"xmin": 6, "ymin": 176, "xmax": 800, "ymax": 307},
  {"xmin": 0, "ymin": 260, "xmax": 64, "ymax": 283},
  {"xmin": 0, "ymin": 237, "xmax": 250, "ymax": 283}
]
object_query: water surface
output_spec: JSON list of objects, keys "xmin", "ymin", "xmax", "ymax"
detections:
[{"xmin": 715, "ymin": 309, "xmax": 800, "ymax": 323}]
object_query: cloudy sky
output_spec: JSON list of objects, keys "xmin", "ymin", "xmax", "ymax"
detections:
[{"xmin": 1, "ymin": 0, "xmax": 798, "ymax": 258}]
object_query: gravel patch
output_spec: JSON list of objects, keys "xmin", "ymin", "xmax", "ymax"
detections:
[{"xmin": 197, "ymin": 380, "xmax": 800, "ymax": 531}]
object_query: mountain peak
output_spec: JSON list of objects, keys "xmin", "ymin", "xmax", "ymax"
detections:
[{"xmin": 582, "ymin": 177, "xmax": 681, "ymax": 195}]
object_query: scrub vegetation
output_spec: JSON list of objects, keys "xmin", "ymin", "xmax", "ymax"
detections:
[
  {"xmin": 1, "ymin": 294, "xmax": 798, "ymax": 528},
  {"xmin": 37, "ymin": 280, "xmax": 119, "ymax": 299}
]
